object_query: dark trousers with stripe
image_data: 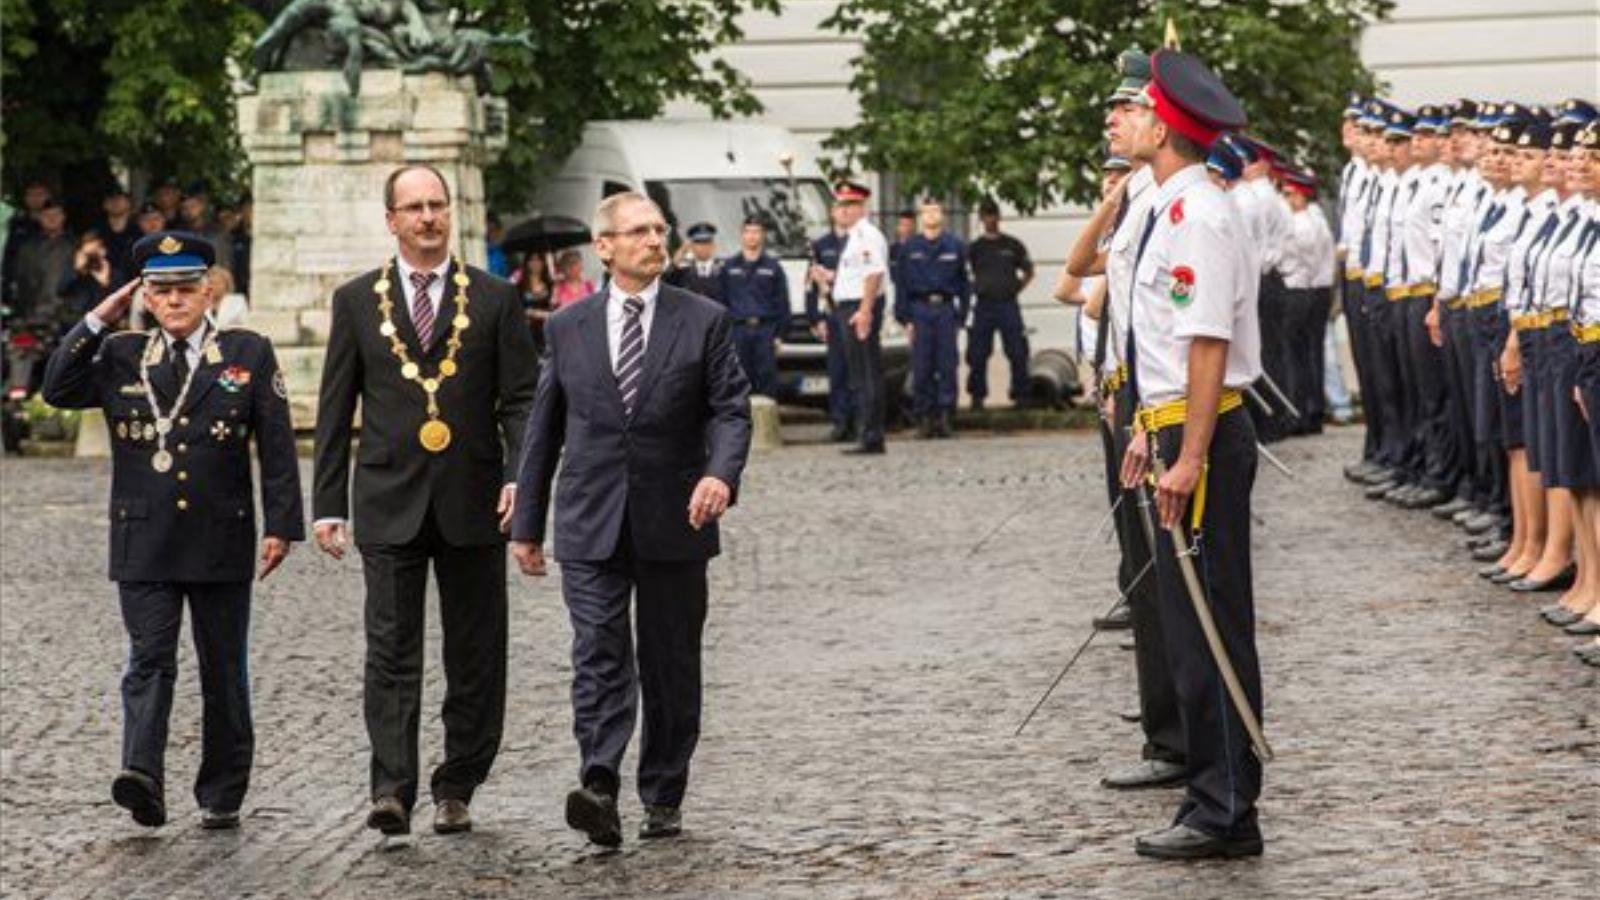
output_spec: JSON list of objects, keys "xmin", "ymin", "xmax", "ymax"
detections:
[
  {"xmin": 1150, "ymin": 408, "xmax": 1262, "ymax": 838},
  {"xmin": 1401, "ymin": 294, "xmax": 1456, "ymax": 491},
  {"xmin": 1468, "ymin": 305, "xmax": 1511, "ymax": 515},
  {"xmin": 1366, "ymin": 287, "xmax": 1411, "ymax": 470},
  {"xmin": 1342, "ymin": 277, "xmax": 1384, "ymax": 461},
  {"xmin": 359, "ymin": 510, "xmax": 508, "ymax": 810},
  {"xmin": 1440, "ymin": 301, "xmax": 1481, "ymax": 503},
  {"xmin": 1100, "ymin": 383, "xmax": 1184, "ymax": 764},
  {"xmin": 560, "ymin": 518, "xmax": 709, "ymax": 807},
  {"xmin": 117, "ymin": 580, "xmax": 253, "ymax": 812}
]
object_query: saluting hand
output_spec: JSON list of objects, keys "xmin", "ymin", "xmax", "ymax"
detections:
[
  {"xmin": 688, "ymin": 476, "xmax": 731, "ymax": 530},
  {"xmin": 90, "ymin": 277, "xmax": 142, "ymax": 325},
  {"xmin": 259, "ymin": 537, "xmax": 291, "ymax": 581},
  {"xmin": 511, "ymin": 540, "xmax": 547, "ymax": 576},
  {"xmin": 314, "ymin": 521, "xmax": 349, "ymax": 560}
]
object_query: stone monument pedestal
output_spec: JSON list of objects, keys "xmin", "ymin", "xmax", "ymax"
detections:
[{"xmin": 237, "ymin": 70, "xmax": 505, "ymax": 425}]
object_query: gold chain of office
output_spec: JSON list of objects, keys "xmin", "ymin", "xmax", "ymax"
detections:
[{"xmin": 374, "ymin": 256, "xmax": 471, "ymax": 452}]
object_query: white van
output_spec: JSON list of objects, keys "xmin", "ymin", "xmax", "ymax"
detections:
[{"xmin": 528, "ymin": 120, "xmax": 910, "ymax": 413}]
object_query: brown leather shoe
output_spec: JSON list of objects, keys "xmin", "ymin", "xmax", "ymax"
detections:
[
  {"xmin": 433, "ymin": 798, "xmax": 472, "ymax": 834},
  {"xmin": 366, "ymin": 796, "xmax": 410, "ymax": 835}
]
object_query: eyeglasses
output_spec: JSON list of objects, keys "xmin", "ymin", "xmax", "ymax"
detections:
[
  {"xmin": 601, "ymin": 223, "xmax": 669, "ymax": 240},
  {"xmin": 390, "ymin": 200, "xmax": 451, "ymax": 215}
]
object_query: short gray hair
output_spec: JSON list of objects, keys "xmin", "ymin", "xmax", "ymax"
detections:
[{"xmin": 592, "ymin": 191, "xmax": 661, "ymax": 236}]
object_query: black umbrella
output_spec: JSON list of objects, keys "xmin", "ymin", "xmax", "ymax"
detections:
[{"xmin": 502, "ymin": 214, "xmax": 592, "ymax": 256}]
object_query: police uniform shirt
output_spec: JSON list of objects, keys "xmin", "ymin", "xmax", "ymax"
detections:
[
  {"xmin": 1437, "ymin": 168, "xmax": 1488, "ymax": 300},
  {"xmin": 1571, "ymin": 217, "xmax": 1600, "ymax": 327},
  {"xmin": 1337, "ymin": 157, "xmax": 1373, "ymax": 265},
  {"xmin": 1335, "ymin": 156, "xmax": 1363, "ymax": 254},
  {"xmin": 1472, "ymin": 184, "xmax": 1530, "ymax": 298},
  {"xmin": 1076, "ymin": 275, "xmax": 1106, "ymax": 362},
  {"xmin": 1383, "ymin": 164, "xmax": 1424, "ymax": 291},
  {"xmin": 1129, "ymin": 163, "xmax": 1263, "ymax": 406},
  {"xmin": 1257, "ymin": 179, "xmax": 1293, "ymax": 273},
  {"xmin": 834, "ymin": 218, "xmax": 890, "ymax": 302},
  {"xmin": 1502, "ymin": 187, "xmax": 1556, "ymax": 316},
  {"xmin": 1230, "ymin": 176, "xmax": 1270, "ymax": 267},
  {"xmin": 967, "ymin": 231, "xmax": 1033, "ymax": 302},
  {"xmin": 1365, "ymin": 168, "xmax": 1400, "ymax": 283},
  {"xmin": 1106, "ymin": 165, "xmax": 1159, "ymax": 377},
  {"xmin": 898, "ymin": 232, "xmax": 969, "ymax": 301},
  {"xmin": 1399, "ymin": 161, "xmax": 1452, "ymax": 293},
  {"xmin": 1533, "ymin": 195, "xmax": 1594, "ymax": 313},
  {"xmin": 1280, "ymin": 205, "xmax": 1336, "ymax": 290},
  {"xmin": 719, "ymin": 250, "xmax": 788, "ymax": 322}
]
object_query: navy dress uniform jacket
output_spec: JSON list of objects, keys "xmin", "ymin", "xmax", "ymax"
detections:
[
  {"xmin": 718, "ymin": 252, "xmax": 790, "ymax": 323},
  {"xmin": 511, "ymin": 284, "xmax": 753, "ymax": 562},
  {"xmin": 42, "ymin": 320, "xmax": 305, "ymax": 582}
]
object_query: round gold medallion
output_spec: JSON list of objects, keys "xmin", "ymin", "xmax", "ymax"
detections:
[
  {"xmin": 453, "ymin": 315, "xmax": 470, "ymax": 330},
  {"xmin": 375, "ymin": 279, "xmax": 391, "ymax": 294},
  {"xmin": 418, "ymin": 419, "xmax": 452, "ymax": 452},
  {"xmin": 453, "ymin": 272, "xmax": 469, "ymax": 287},
  {"xmin": 422, "ymin": 377, "xmax": 439, "ymax": 393},
  {"xmin": 401, "ymin": 362, "xmax": 420, "ymax": 380},
  {"xmin": 380, "ymin": 322, "xmax": 397, "ymax": 337},
  {"xmin": 439, "ymin": 359, "xmax": 457, "ymax": 376}
]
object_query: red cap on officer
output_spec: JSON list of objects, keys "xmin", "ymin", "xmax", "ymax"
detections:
[
  {"xmin": 833, "ymin": 180, "xmax": 872, "ymax": 203},
  {"xmin": 1143, "ymin": 50, "xmax": 1247, "ymax": 149}
]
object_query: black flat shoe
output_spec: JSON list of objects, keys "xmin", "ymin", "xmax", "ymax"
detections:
[
  {"xmin": 112, "ymin": 770, "xmax": 166, "ymax": 828},
  {"xmin": 200, "ymin": 809, "xmax": 240, "ymax": 830},
  {"xmin": 1093, "ymin": 605, "xmax": 1132, "ymax": 630},
  {"xmin": 1135, "ymin": 823, "xmax": 1263, "ymax": 860},
  {"xmin": 842, "ymin": 443, "xmax": 886, "ymax": 455},
  {"xmin": 1364, "ymin": 480, "xmax": 1399, "ymax": 500},
  {"xmin": 1540, "ymin": 604, "xmax": 1581, "ymax": 626},
  {"xmin": 1101, "ymin": 759, "xmax": 1187, "ymax": 791},
  {"xmin": 1471, "ymin": 541, "xmax": 1509, "ymax": 562},
  {"xmin": 1563, "ymin": 618, "xmax": 1600, "ymax": 636},
  {"xmin": 1489, "ymin": 568, "xmax": 1526, "ymax": 585},
  {"xmin": 1510, "ymin": 565, "xmax": 1576, "ymax": 593},
  {"xmin": 566, "ymin": 786, "xmax": 623, "ymax": 848},
  {"xmin": 1477, "ymin": 564, "xmax": 1506, "ymax": 580},
  {"xmin": 1574, "ymin": 644, "xmax": 1600, "ymax": 666},
  {"xmin": 1432, "ymin": 497, "xmax": 1474, "ymax": 519}
]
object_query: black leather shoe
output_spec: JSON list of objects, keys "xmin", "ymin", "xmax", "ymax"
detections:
[
  {"xmin": 1510, "ymin": 565, "xmax": 1576, "ymax": 593},
  {"xmin": 638, "ymin": 805, "xmax": 682, "ymax": 839},
  {"xmin": 1563, "ymin": 618, "xmax": 1600, "ymax": 636},
  {"xmin": 827, "ymin": 423, "xmax": 855, "ymax": 443},
  {"xmin": 1477, "ymin": 564, "xmax": 1506, "ymax": 580},
  {"xmin": 1489, "ymin": 568, "xmax": 1526, "ymax": 585},
  {"xmin": 112, "ymin": 770, "xmax": 166, "ymax": 828},
  {"xmin": 1542, "ymin": 605, "xmax": 1583, "ymax": 626},
  {"xmin": 1118, "ymin": 637, "xmax": 1137, "ymax": 652},
  {"xmin": 935, "ymin": 411, "xmax": 955, "ymax": 438},
  {"xmin": 367, "ymin": 796, "xmax": 410, "ymax": 835},
  {"xmin": 1344, "ymin": 461, "xmax": 1381, "ymax": 483},
  {"xmin": 200, "ymin": 809, "xmax": 240, "ymax": 830},
  {"xmin": 1463, "ymin": 512, "xmax": 1505, "ymax": 535},
  {"xmin": 1382, "ymin": 484, "xmax": 1414, "ymax": 504},
  {"xmin": 1364, "ymin": 480, "xmax": 1399, "ymax": 500},
  {"xmin": 1135, "ymin": 823, "xmax": 1263, "ymax": 860},
  {"xmin": 1117, "ymin": 708, "xmax": 1141, "ymax": 723},
  {"xmin": 433, "ymin": 798, "xmax": 472, "ymax": 834},
  {"xmin": 1101, "ymin": 759, "xmax": 1187, "ymax": 790},
  {"xmin": 566, "ymin": 786, "xmax": 623, "ymax": 848},
  {"xmin": 1359, "ymin": 466, "xmax": 1396, "ymax": 485},
  {"xmin": 1432, "ymin": 497, "xmax": 1474, "ymax": 519},
  {"xmin": 1471, "ymin": 541, "xmax": 1509, "ymax": 562},
  {"xmin": 1093, "ymin": 605, "xmax": 1132, "ymax": 630},
  {"xmin": 915, "ymin": 418, "xmax": 935, "ymax": 439},
  {"xmin": 1452, "ymin": 507, "xmax": 1479, "ymax": 526},
  {"xmin": 843, "ymin": 443, "xmax": 886, "ymax": 455},
  {"xmin": 1574, "ymin": 643, "xmax": 1600, "ymax": 666},
  {"xmin": 1403, "ymin": 487, "xmax": 1447, "ymax": 509}
]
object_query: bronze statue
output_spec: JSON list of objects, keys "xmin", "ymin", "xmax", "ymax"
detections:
[{"xmin": 251, "ymin": 0, "xmax": 533, "ymax": 96}]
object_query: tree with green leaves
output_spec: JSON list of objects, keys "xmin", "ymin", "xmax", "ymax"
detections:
[
  {"xmin": 1, "ymin": 0, "xmax": 778, "ymax": 215},
  {"xmin": 821, "ymin": 0, "xmax": 1393, "ymax": 214}
]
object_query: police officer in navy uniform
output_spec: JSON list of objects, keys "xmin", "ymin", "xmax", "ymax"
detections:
[
  {"xmin": 665, "ymin": 222, "xmax": 725, "ymax": 303},
  {"xmin": 807, "ymin": 203, "xmax": 855, "ymax": 441},
  {"xmin": 896, "ymin": 198, "xmax": 970, "ymax": 437},
  {"xmin": 41, "ymin": 231, "xmax": 304, "ymax": 830},
  {"xmin": 718, "ymin": 214, "xmax": 790, "ymax": 397},
  {"xmin": 965, "ymin": 197, "xmax": 1035, "ymax": 410}
]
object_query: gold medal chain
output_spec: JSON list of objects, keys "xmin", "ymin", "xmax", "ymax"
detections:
[{"xmin": 373, "ymin": 257, "xmax": 471, "ymax": 444}]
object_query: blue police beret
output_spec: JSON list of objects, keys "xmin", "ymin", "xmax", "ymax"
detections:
[
  {"xmin": 131, "ymin": 231, "xmax": 216, "ymax": 283},
  {"xmin": 1415, "ymin": 104, "xmax": 1450, "ymax": 134},
  {"xmin": 685, "ymin": 222, "xmax": 717, "ymax": 242},
  {"xmin": 1516, "ymin": 120, "xmax": 1554, "ymax": 151},
  {"xmin": 1556, "ymin": 99, "xmax": 1596, "ymax": 126},
  {"xmin": 1383, "ymin": 107, "xmax": 1416, "ymax": 140},
  {"xmin": 1206, "ymin": 139, "xmax": 1245, "ymax": 182}
]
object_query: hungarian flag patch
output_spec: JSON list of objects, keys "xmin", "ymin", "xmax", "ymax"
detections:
[
  {"xmin": 1170, "ymin": 199, "xmax": 1185, "ymax": 225},
  {"xmin": 1171, "ymin": 266, "xmax": 1195, "ymax": 306}
]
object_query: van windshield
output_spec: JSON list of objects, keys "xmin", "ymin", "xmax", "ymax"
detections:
[{"xmin": 645, "ymin": 178, "xmax": 833, "ymax": 259}]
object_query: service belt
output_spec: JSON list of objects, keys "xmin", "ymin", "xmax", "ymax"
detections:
[
  {"xmin": 1103, "ymin": 364, "xmax": 1128, "ymax": 393},
  {"xmin": 1463, "ymin": 288, "xmax": 1504, "ymax": 310},
  {"xmin": 1135, "ymin": 388, "xmax": 1245, "ymax": 535},
  {"xmin": 1573, "ymin": 323, "xmax": 1600, "ymax": 344}
]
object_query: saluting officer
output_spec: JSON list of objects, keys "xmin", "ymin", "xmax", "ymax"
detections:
[
  {"xmin": 41, "ymin": 231, "xmax": 304, "ymax": 830},
  {"xmin": 665, "ymin": 222, "xmax": 725, "ymax": 303},
  {"xmin": 719, "ymin": 214, "xmax": 789, "ymax": 397},
  {"xmin": 1118, "ymin": 50, "xmax": 1265, "ymax": 860},
  {"xmin": 895, "ymin": 198, "xmax": 969, "ymax": 438}
]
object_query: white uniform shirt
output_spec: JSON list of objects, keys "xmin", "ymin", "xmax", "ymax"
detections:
[
  {"xmin": 1529, "ymin": 194, "xmax": 1589, "ymax": 313},
  {"xmin": 1437, "ymin": 169, "xmax": 1487, "ymax": 301},
  {"xmin": 1502, "ymin": 188, "xmax": 1555, "ymax": 316},
  {"xmin": 1571, "ymin": 215, "xmax": 1600, "ymax": 326},
  {"xmin": 1104, "ymin": 165, "xmax": 1158, "ymax": 375},
  {"xmin": 1257, "ymin": 180, "xmax": 1293, "ymax": 273},
  {"xmin": 1075, "ymin": 275, "xmax": 1105, "ymax": 363},
  {"xmin": 833, "ymin": 217, "xmax": 889, "ymax": 302},
  {"xmin": 1365, "ymin": 169, "xmax": 1399, "ymax": 284},
  {"xmin": 1383, "ymin": 166, "xmax": 1422, "ymax": 290},
  {"xmin": 1471, "ymin": 185, "xmax": 1529, "ymax": 299},
  {"xmin": 1128, "ymin": 164, "xmax": 1262, "ymax": 406},
  {"xmin": 1338, "ymin": 158, "xmax": 1374, "ymax": 269},
  {"xmin": 1335, "ymin": 157, "xmax": 1362, "ymax": 256},
  {"xmin": 1280, "ymin": 205, "xmax": 1335, "ymax": 289},
  {"xmin": 1400, "ymin": 162, "xmax": 1451, "ymax": 292}
]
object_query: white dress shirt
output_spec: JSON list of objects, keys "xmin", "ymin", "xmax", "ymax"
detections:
[
  {"xmin": 833, "ymin": 218, "xmax": 889, "ymax": 301},
  {"xmin": 395, "ymin": 255, "xmax": 450, "ymax": 328},
  {"xmin": 606, "ymin": 277, "xmax": 660, "ymax": 372},
  {"xmin": 1104, "ymin": 165, "xmax": 1157, "ymax": 376}
]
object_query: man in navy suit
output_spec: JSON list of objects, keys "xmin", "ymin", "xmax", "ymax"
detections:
[{"xmin": 511, "ymin": 191, "xmax": 752, "ymax": 847}]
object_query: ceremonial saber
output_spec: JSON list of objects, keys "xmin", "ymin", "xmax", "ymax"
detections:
[
  {"xmin": 1256, "ymin": 442, "xmax": 1296, "ymax": 480},
  {"xmin": 1243, "ymin": 384, "xmax": 1274, "ymax": 416},
  {"xmin": 1147, "ymin": 451, "xmax": 1274, "ymax": 762},
  {"xmin": 966, "ymin": 437, "xmax": 1113, "ymax": 558},
  {"xmin": 1014, "ymin": 557, "xmax": 1155, "ymax": 737},
  {"xmin": 1257, "ymin": 371, "xmax": 1303, "ymax": 422}
]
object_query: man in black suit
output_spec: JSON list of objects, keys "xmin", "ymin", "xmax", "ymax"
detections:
[
  {"xmin": 312, "ymin": 165, "xmax": 538, "ymax": 836},
  {"xmin": 511, "ymin": 191, "xmax": 751, "ymax": 847},
  {"xmin": 42, "ymin": 231, "xmax": 303, "ymax": 830}
]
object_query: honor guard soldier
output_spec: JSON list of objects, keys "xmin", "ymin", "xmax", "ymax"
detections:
[
  {"xmin": 808, "ymin": 204, "xmax": 856, "ymax": 441},
  {"xmin": 40, "ymin": 231, "xmax": 304, "ymax": 830},
  {"xmin": 665, "ymin": 221, "xmax": 725, "ymax": 304},
  {"xmin": 718, "ymin": 213, "xmax": 790, "ymax": 397},
  {"xmin": 895, "ymin": 198, "xmax": 970, "ymax": 437},
  {"xmin": 1119, "ymin": 49, "xmax": 1267, "ymax": 860},
  {"xmin": 965, "ymin": 198, "xmax": 1035, "ymax": 410}
]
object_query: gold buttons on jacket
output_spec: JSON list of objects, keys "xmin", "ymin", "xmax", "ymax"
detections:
[{"xmin": 177, "ymin": 499, "xmax": 189, "ymax": 511}]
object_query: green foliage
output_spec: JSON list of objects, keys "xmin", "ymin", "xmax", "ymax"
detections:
[
  {"xmin": 823, "ymin": 0, "xmax": 1394, "ymax": 214},
  {"xmin": 2, "ymin": 0, "xmax": 777, "ymax": 212}
]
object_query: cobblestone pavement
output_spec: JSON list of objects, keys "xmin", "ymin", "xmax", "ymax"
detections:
[{"xmin": 2, "ymin": 426, "xmax": 1596, "ymax": 899}]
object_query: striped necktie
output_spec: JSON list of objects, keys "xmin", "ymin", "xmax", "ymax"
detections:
[
  {"xmin": 409, "ymin": 270, "xmax": 437, "ymax": 346},
  {"xmin": 616, "ymin": 295, "xmax": 646, "ymax": 416}
]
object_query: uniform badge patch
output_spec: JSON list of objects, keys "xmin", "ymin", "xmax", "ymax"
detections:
[
  {"xmin": 119, "ymin": 383, "xmax": 148, "ymax": 396},
  {"xmin": 1171, "ymin": 266, "xmax": 1196, "ymax": 306},
  {"xmin": 219, "ymin": 365, "xmax": 252, "ymax": 392},
  {"xmin": 273, "ymin": 370, "xmax": 288, "ymax": 399},
  {"xmin": 1170, "ymin": 199, "xmax": 1185, "ymax": 225}
]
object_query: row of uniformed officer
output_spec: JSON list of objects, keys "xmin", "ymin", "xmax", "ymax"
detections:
[
  {"xmin": 666, "ymin": 217, "xmax": 789, "ymax": 398},
  {"xmin": 41, "ymin": 232, "xmax": 304, "ymax": 829}
]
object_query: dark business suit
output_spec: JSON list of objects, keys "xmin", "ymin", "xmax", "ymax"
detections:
[
  {"xmin": 43, "ymin": 319, "xmax": 303, "ymax": 812},
  {"xmin": 513, "ymin": 283, "xmax": 751, "ymax": 806},
  {"xmin": 313, "ymin": 260, "xmax": 537, "ymax": 810}
]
